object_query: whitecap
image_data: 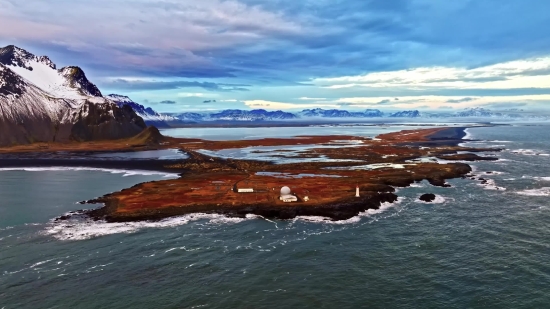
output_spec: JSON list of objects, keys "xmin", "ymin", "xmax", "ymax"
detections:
[
  {"xmin": 477, "ymin": 178, "xmax": 506, "ymax": 191},
  {"xmin": 516, "ymin": 187, "xmax": 550, "ymax": 196},
  {"xmin": 522, "ymin": 176, "xmax": 550, "ymax": 181},
  {"xmin": 30, "ymin": 258, "xmax": 56, "ymax": 268},
  {"xmin": 284, "ymin": 197, "xmax": 405, "ymax": 225},
  {"xmin": 45, "ymin": 213, "xmax": 257, "ymax": 241},
  {"xmin": 509, "ymin": 149, "xmax": 549, "ymax": 156}
]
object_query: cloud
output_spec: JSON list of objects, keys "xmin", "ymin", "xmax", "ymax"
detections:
[
  {"xmin": 243, "ymin": 100, "xmax": 340, "ymax": 110},
  {"xmin": 446, "ymin": 97, "xmax": 475, "ymax": 103},
  {"xmin": 3, "ymin": 1, "xmax": 550, "ymax": 113},
  {"xmin": 313, "ymin": 57, "xmax": 550, "ymax": 90},
  {"xmin": 325, "ymin": 95, "xmax": 550, "ymax": 109},
  {"xmin": 299, "ymin": 97, "xmax": 326, "ymax": 100},
  {"xmin": 484, "ymin": 102, "xmax": 528, "ymax": 109},
  {"xmin": 177, "ymin": 92, "xmax": 205, "ymax": 97},
  {"xmin": 100, "ymin": 78, "xmax": 250, "ymax": 92}
]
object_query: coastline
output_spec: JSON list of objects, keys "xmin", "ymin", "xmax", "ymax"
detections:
[
  {"xmin": 0, "ymin": 126, "xmax": 498, "ymax": 223},
  {"xmin": 77, "ymin": 126, "xmax": 493, "ymax": 223}
]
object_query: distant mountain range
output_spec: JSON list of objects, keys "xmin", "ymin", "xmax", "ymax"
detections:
[{"xmin": 134, "ymin": 106, "xmax": 544, "ymax": 123}]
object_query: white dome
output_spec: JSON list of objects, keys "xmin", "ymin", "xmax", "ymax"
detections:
[{"xmin": 280, "ymin": 186, "xmax": 291, "ymax": 195}]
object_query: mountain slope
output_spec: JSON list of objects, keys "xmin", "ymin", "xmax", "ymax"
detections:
[
  {"xmin": 106, "ymin": 94, "xmax": 176, "ymax": 127},
  {"xmin": 0, "ymin": 45, "xmax": 146, "ymax": 146}
]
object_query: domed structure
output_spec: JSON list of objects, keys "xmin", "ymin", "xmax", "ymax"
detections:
[
  {"xmin": 280, "ymin": 186, "xmax": 291, "ymax": 195},
  {"xmin": 280, "ymin": 186, "xmax": 297, "ymax": 203}
]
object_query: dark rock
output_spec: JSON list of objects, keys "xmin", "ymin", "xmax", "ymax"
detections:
[
  {"xmin": 70, "ymin": 102, "xmax": 146, "ymax": 142},
  {"xmin": 419, "ymin": 193, "xmax": 436, "ymax": 202}
]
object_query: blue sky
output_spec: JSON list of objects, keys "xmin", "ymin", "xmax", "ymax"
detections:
[{"xmin": 1, "ymin": 0, "xmax": 550, "ymax": 112}]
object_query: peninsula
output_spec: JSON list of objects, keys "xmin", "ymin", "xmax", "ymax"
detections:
[{"xmin": 1, "ymin": 126, "xmax": 497, "ymax": 222}]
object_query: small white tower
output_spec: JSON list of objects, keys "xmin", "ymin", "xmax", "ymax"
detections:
[{"xmin": 355, "ymin": 185, "xmax": 360, "ymax": 197}]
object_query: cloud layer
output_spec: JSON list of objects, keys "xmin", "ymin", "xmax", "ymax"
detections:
[{"xmin": 2, "ymin": 0, "xmax": 550, "ymax": 111}]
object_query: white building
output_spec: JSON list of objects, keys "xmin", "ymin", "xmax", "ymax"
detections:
[
  {"xmin": 280, "ymin": 186, "xmax": 298, "ymax": 202},
  {"xmin": 238, "ymin": 188, "xmax": 254, "ymax": 193}
]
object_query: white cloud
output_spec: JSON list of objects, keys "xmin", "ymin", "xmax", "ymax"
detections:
[
  {"xmin": 244, "ymin": 100, "xmax": 340, "ymax": 110},
  {"xmin": 330, "ymin": 95, "xmax": 550, "ymax": 109},
  {"xmin": 313, "ymin": 56, "xmax": 550, "ymax": 90},
  {"xmin": 299, "ymin": 97, "xmax": 327, "ymax": 100},
  {"xmin": 177, "ymin": 92, "xmax": 205, "ymax": 97},
  {"xmin": 0, "ymin": 0, "xmax": 301, "ymax": 51}
]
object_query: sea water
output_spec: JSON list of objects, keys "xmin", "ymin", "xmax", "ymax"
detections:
[{"xmin": 1, "ymin": 124, "xmax": 550, "ymax": 308}]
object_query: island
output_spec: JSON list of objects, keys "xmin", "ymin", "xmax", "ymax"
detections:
[{"xmin": 0, "ymin": 126, "xmax": 500, "ymax": 222}]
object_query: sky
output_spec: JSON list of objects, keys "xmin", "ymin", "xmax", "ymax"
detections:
[{"xmin": 1, "ymin": 0, "xmax": 550, "ymax": 113}]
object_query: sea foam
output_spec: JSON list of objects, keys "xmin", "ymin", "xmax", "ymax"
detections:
[
  {"xmin": 46, "ymin": 197, "xmax": 408, "ymax": 240},
  {"xmin": 516, "ymin": 187, "xmax": 550, "ymax": 197},
  {"xmin": 45, "ymin": 213, "xmax": 260, "ymax": 241},
  {"xmin": 292, "ymin": 197, "xmax": 405, "ymax": 225}
]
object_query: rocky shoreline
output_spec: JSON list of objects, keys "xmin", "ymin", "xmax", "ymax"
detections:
[
  {"xmin": 0, "ymin": 126, "xmax": 499, "ymax": 223},
  {"xmin": 51, "ymin": 126, "xmax": 495, "ymax": 223}
]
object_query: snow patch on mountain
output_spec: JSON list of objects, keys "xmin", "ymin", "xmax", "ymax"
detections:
[{"xmin": 106, "ymin": 94, "xmax": 176, "ymax": 122}]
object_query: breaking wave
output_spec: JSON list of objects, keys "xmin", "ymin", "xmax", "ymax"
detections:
[
  {"xmin": 516, "ymin": 187, "xmax": 550, "ymax": 197},
  {"xmin": 46, "ymin": 198, "xmax": 407, "ymax": 240},
  {"xmin": 292, "ymin": 197, "xmax": 405, "ymax": 225},
  {"xmin": 45, "ymin": 213, "xmax": 260, "ymax": 241},
  {"xmin": 477, "ymin": 178, "xmax": 507, "ymax": 191},
  {"xmin": 509, "ymin": 149, "xmax": 549, "ymax": 156},
  {"xmin": 522, "ymin": 176, "xmax": 550, "ymax": 181}
]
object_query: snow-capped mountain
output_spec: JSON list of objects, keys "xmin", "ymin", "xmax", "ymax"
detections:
[
  {"xmin": 167, "ymin": 109, "xmax": 297, "ymax": 122},
  {"xmin": 207, "ymin": 109, "xmax": 297, "ymax": 121},
  {"xmin": 456, "ymin": 107, "xmax": 500, "ymax": 117},
  {"xmin": 106, "ymin": 94, "xmax": 177, "ymax": 127},
  {"xmin": 0, "ymin": 45, "xmax": 146, "ymax": 146},
  {"xmin": 389, "ymin": 110, "xmax": 421, "ymax": 118},
  {"xmin": 171, "ymin": 112, "xmax": 206, "ymax": 122},
  {"xmin": 299, "ymin": 108, "xmax": 384, "ymax": 118}
]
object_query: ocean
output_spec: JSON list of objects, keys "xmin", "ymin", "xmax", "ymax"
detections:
[{"xmin": 1, "ymin": 124, "xmax": 550, "ymax": 308}]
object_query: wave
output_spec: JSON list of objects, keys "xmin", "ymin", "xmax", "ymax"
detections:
[
  {"xmin": 522, "ymin": 176, "xmax": 550, "ymax": 181},
  {"xmin": 293, "ymin": 197, "xmax": 405, "ymax": 225},
  {"xmin": 509, "ymin": 149, "xmax": 549, "ymax": 156},
  {"xmin": 45, "ymin": 213, "xmax": 260, "ymax": 240},
  {"xmin": 516, "ymin": 187, "xmax": 550, "ymax": 196},
  {"xmin": 0, "ymin": 167, "xmax": 179, "ymax": 178},
  {"xmin": 47, "ymin": 197, "xmax": 408, "ymax": 240},
  {"xmin": 477, "ymin": 178, "xmax": 506, "ymax": 191},
  {"xmin": 482, "ymin": 171, "xmax": 506, "ymax": 175},
  {"xmin": 30, "ymin": 258, "xmax": 56, "ymax": 268},
  {"xmin": 408, "ymin": 182, "xmax": 425, "ymax": 188}
]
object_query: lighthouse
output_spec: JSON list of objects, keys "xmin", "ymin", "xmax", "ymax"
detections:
[{"xmin": 355, "ymin": 185, "xmax": 360, "ymax": 197}]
